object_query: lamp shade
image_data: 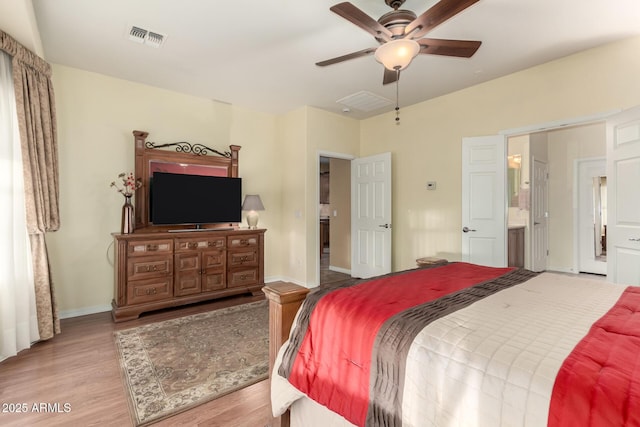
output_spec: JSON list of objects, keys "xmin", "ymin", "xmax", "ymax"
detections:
[
  {"xmin": 374, "ymin": 39, "xmax": 420, "ymax": 71},
  {"xmin": 242, "ymin": 194, "xmax": 265, "ymax": 211}
]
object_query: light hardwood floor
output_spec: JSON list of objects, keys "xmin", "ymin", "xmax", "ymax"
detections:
[{"xmin": 0, "ymin": 292, "xmax": 273, "ymax": 427}]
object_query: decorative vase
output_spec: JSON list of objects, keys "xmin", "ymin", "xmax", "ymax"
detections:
[{"xmin": 121, "ymin": 194, "xmax": 134, "ymax": 234}]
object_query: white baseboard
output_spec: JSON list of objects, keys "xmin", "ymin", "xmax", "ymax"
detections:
[
  {"xmin": 59, "ymin": 304, "xmax": 111, "ymax": 319},
  {"xmin": 329, "ymin": 265, "xmax": 350, "ymax": 275},
  {"xmin": 265, "ymin": 275, "xmax": 312, "ymax": 288},
  {"xmin": 545, "ymin": 266, "xmax": 576, "ymax": 275}
]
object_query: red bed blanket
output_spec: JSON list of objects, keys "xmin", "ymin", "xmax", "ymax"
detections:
[
  {"xmin": 280, "ymin": 262, "xmax": 535, "ymax": 426},
  {"xmin": 548, "ymin": 285, "xmax": 640, "ymax": 427}
]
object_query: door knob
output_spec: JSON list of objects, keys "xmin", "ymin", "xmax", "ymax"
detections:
[
  {"xmin": 462, "ymin": 226, "xmax": 477, "ymax": 233},
  {"xmin": 378, "ymin": 223, "xmax": 391, "ymax": 229}
]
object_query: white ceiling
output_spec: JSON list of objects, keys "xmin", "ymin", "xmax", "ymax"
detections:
[{"xmin": 31, "ymin": 0, "xmax": 640, "ymax": 120}]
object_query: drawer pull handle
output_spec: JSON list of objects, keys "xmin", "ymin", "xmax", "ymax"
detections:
[
  {"xmin": 188, "ymin": 242, "xmax": 198, "ymax": 249},
  {"xmin": 147, "ymin": 244, "xmax": 159, "ymax": 251},
  {"xmin": 145, "ymin": 288, "xmax": 158, "ymax": 295}
]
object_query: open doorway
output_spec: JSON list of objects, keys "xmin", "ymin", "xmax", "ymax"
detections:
[
  {"xmin": 505, "ymin": 121, "xmax": 607, "ymax": 274},
  {"xmin": 318, "ymin": 156, "xmax": 351, "ymax": 286}
]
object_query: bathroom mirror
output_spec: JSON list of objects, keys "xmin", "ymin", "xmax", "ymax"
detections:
[{"xmin": 507, "ymin": 155, "xmax": 522, "ymax": 207}]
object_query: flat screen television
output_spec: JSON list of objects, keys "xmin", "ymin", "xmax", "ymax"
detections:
[{"xmin": 150, "ymin": 172, "xmax": 242, "ymax": 225}]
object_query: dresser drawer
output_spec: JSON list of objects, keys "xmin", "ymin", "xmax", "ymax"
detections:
[
  {"xmin": 203, "ymin": 249, "xmax": 225, "ymax": 269},
  {"xmin": 127, "ymin": 277, "xmax": 172, "ymax": 305},
  {"xmin": 175, "ymin": 236, "xmax": 226, "ymax": 252},
  {"xmin": 127, "ymin": 239, "xmax": 173, "ymax": 257},
  {"xmin": 228, "ymin": 249, "xmax": 258, "ymax": 267},
  {"xmin": 227, "ymin": 268, "xmax": 258, "ymax": 288},
  {"xmin": 227, "ymin": 234, "xmax": 259, "ymax": 248},
  {"xmin": 127, "ymin": 256, "xmax": 172, "ymax": 281}
]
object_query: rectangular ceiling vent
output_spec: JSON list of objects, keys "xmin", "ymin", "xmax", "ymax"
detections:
[
  {"xmin": 337, "ymin": 91, "xmax": 392, "ymax": 112},
  {"xmin": 128, "ymin": 26, "xmax": 166, "ymax": 48}
]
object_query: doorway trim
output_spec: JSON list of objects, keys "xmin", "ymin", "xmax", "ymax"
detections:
[
  {"xmin": 316, "ymin": 150, "xmax": 355, "ymax": 287},
  {"xmin": 498, "ymin": 110, "xmax": 620, "ymax": 137}
]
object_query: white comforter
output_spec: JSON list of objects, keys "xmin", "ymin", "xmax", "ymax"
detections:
[{"xmin": 272, "ymin": 272, "xmax": 625, "ymax": 427}]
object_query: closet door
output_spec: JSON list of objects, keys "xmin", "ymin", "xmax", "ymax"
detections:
[{"xmin": 606, "ymin": 106, "xmax": 640, "ymax": 285}]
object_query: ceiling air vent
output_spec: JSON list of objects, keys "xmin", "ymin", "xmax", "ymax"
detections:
[
  {"xmin": 145, "ymin": 31, "xmax": 165, "ymax": 48},
  {"xmin": 337, "ymin": 91, "xmax": 392, "ymax": 112},
  {"xmin": 128, "ymin": 26, "xmax": 166, "ymax": 48},
  {"xmin": 129, "ymin": 26, "xmax": 147, "ymax": 43}
]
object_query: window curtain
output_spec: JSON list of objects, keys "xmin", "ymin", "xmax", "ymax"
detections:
[
  {"xmin": 0, "ymin": 50, "xmax": 40, "ymax": 361},
  {"xmin": 0, "ymin": 30, "xmax": 60, "ymax": 346}
]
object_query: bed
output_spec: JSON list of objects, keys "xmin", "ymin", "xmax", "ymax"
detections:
[{"xmin": 262, "ymin": 262, "xmax": 640, "ymax": 427}]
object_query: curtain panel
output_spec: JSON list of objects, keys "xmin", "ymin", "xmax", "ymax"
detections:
[
  {"xmin": 0, "ymin": 49, "xmax": 40, "ymax": 361},
  {"xmin": 0, "ymin": 29, "xmax": 60, "ymax": 340}
]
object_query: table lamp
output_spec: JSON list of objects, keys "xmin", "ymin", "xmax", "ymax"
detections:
[{"xmin": 242, "ymin": 194, "xmax": 265, "ymax": 229}]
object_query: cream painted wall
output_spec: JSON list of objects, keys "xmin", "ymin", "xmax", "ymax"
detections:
[
  {"xmin": 46, "ymin": 65, "xmax": 281, "ymax": 316},
  {"xmin": 277, "ymin": 108, "xmax": 308, "ymax": 285},
  {"xmin": 360, "ymin": 36, "xmax": 640, "ymax": 272},
  {"xmin": 0, "ymin": 0, "xmax": 43, "ymax": 55},
  {"xmin": 530, "ymin": 132, "xmax": 549, "ymax": 163},
  {"xmin": 546, "ymin": 122, "xmax": 606, "ymax": 272}
]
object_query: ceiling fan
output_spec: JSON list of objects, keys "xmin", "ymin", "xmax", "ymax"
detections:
[{"xmin": 316, "ymin": 0, "xmax": 482, "ymax": 85}]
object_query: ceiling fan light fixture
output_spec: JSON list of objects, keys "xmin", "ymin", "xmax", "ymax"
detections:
[{"xmin": 374, "ymin": 39, "xmax": 420, "ymax": 70}]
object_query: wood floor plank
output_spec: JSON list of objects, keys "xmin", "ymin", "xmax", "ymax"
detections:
[{"xmin": 0, "ymin": 293, "xmax": 273, "ymax": 427}]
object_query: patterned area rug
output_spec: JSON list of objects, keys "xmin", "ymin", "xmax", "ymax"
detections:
[{"xmin": 114, "ymin": 300, "xmax": 269, "ymax": 426}]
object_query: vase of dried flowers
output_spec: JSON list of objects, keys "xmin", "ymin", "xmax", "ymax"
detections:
[{"xmin": 111, "ymin": 172, "xmax": 141, "ymax": 234}]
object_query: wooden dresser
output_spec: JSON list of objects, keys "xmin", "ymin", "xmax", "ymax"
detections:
[{"xmin": 112, "ymin": 228, "xmax": 265, "ymax": 322}]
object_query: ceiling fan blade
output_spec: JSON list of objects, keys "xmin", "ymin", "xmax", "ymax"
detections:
[
  {"xmin": 405, "ymin": 0, "xmax": 479, "ymax": 39},
  {"xmin": 316, "ymin": 47, "xmax": 377, "ymax": 67},
  {"xmin": 417, "ymin": 38, "xmax": 481, "ymax": 57},
  {"xmin": 383, "ymin": 68, "xmax": 398, "ymax": 85},
  {"xmin": 330, "ymin": 2, "xmax": 393, "ymax": 42}
]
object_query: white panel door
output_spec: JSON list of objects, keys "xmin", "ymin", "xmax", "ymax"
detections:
[
  {"xmin": 531, "ymin": 159, "xmax": 548, "ymax": 272},
  {"xmin": 462, "ymin": 136, "xmax": 507, "ymax": 267},
  {"xmin": 351, "ymin": 152, "xmax": 392, "ymax": 279},
  {"xmin": 607, "ymin": 106, "xmax": 640, "ymax": 284}
]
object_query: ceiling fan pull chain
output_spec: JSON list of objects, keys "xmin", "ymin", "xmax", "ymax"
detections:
[{"xmin": 395, "ymin": 68, "xmax": 400, "ymax": 124}]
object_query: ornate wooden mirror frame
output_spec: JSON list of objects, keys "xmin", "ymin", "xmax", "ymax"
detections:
[{"xmin": 132, "ymin": 130, "xmax": 241, "ymax": 232}]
